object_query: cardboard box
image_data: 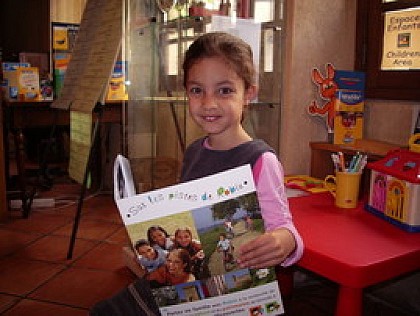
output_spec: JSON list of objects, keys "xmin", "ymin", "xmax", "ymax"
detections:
[
  {"xmin": 16, "ymin": 67, "xmax": 41, "ymax": 101},
  {"xmin": 106, "ymin": 61, "xmax": 128, "ymax": 101},
  {"xmin": 1, "ymin": 62, "xmax": 31, "ymax": 99},
  {"xmin": 334, "ymin": 70, "xmax": 366, "ymax": 112},
  {"xmin": 333, "ymin": 70, "xmax": 365, "ymax": 144},
  {"xmin": 333, "ymin": 112, "xmax": 363, "ymax": 145}
]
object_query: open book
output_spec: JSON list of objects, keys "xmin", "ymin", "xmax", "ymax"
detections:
[{"xmin": 113, "ymin": 155, "xmax": 284, "ymax": 316}]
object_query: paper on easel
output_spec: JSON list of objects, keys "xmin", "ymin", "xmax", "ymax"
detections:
[
  {"xmin": 52, "ymin": 0, "xmax": 122, "ymax": 112},
  {"xmin": 54, "ymin": 0, "xmax": 123, "ymax": 184},
  {"xmin": 68, "ymin": 111, "xmax": 92, "ymax": 184}
]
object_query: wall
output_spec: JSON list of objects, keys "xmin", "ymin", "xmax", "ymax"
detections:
[
  {"xmin": 363, "ymin": 100, "xmax": 419, "ymax": 145},
  {"xmin": 280, "ymin": 0, "xmax": 420, "ymax": 175},
  {"xmin": 50, "ymin": 0, "xmax": 87, "ymax": 23},
  {"xmin": 0, "ymin": 0, "xmax": 50, "ymax": 57}
]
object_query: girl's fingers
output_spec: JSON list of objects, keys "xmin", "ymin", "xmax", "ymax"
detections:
[{"xmin": 237, "ymin": 229, "xmax": 296, "ymax": 268}]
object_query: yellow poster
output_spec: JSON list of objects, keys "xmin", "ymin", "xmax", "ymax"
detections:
[
  {"xmin": 381, "ymin": 7, "xmax": 420, "ymax": 70},
  {"xmin": 53, "ymin": 27, "xmax": 69, "ymax": 50},
  {"xmin": 68, "ymin": 111, "xmax": 92, "ymax": 184}
]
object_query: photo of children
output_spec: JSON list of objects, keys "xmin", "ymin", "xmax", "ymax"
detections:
[
  {"xmin": 124, "ymin": 211, "xmax": 208, "ymax": 307},
  {"xmin": 123, "ymin": 191, "xmax": 277, "ymax": 307}
]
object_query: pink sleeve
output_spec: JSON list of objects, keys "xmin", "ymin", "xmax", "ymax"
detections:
[{"xmin": 253, "ymin": 152, "xmax": 304, "ymax": 266}]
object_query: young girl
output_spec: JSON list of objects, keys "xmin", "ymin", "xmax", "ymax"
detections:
[
  {"xmin": 173, "ymin": 227, "xmax": 208, "ymax": 278},
  {"xmin": 146, "ymin": 225, "xmax": 174, "ymax": 251},
  {"xmin": 181, "ymin": 32, "xmax": 303, "ymax": 269}
]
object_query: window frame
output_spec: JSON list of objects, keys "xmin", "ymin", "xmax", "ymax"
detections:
[{"xmin": 355, "ymin": 0, "xmax": 420, "ymax": 100}]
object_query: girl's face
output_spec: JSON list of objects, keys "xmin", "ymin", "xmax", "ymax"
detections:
[
  {"xmin": 150, "ymin": 230, "xmax": 166, "ymax": 246},
  {"xmin": 186, "ymin": 57, "xmax": 256, "ymax": 147},
  {"xmin": 166, "ymin": 251, "xmax": 186, "ymax": 276},
  {"xmin": 175, "ymin": 230, "xmax": 192, "ymax": 247}
]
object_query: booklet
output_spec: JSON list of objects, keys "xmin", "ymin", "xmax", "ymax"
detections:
[{"xmin": 114, "ymin": 155, "xmax": 284, "ymax": 316}]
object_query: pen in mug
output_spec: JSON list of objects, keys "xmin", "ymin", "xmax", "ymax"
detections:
[
  {"xmin": 357, "ymin": 155, "xmax": 368, "ymax": 172},
  {"xmin": 331, "ymin": 153, "xmax": 340, "ymax": 171},
  {"xmin": 352, "ymin": 154, "xmax": 362, "ymax": 172},
  {"xmin": 352, "ymin": 154, "xmax": 367, "ymax": 172},
  {"xmin": 338, "ymin": 152, "xmax": 346, "ymax": 171},
  {"xmin": 348, "ymin": 152, "xmax": 359, "ymax": 171}
]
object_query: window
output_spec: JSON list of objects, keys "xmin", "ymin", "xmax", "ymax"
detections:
[{"xmin": 355, "ymin": 0, "xmax": 420, "ymax": 100}]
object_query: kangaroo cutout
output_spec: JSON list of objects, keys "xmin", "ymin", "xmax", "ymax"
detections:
[{"xmin": 308, "ymin": 63, "xmax": 337, "ymax": 132}]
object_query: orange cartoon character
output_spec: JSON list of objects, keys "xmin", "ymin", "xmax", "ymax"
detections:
[{"xmin": 308, "ymin": 63, "xmax": 338, "ymax": 132}]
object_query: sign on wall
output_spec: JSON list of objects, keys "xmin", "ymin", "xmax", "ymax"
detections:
[{"xmin": 381, "ymin": 6, "xmax": 420, "ymax": 70}]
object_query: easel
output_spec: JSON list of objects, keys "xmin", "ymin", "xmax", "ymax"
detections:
[
  {"xmin": 47, "ymin": 0, "xmax": 123, "ymax": 259},
  {"xmin": 64, "ymin": 2, "xmax": 190, "ymax": 258}
]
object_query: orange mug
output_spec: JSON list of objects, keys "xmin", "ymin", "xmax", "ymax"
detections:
[
  {"xmin": 409, "ymin": 133, "xmax": 420, "ymax": 153},
  {"xmin": 324, "ymin": 171, "xmax": 362, "ymax": 208}
]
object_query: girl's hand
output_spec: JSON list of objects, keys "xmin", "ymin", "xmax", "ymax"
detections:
[{"xmin": 236, "ymin": 228, "xmax": 296, "ymax": 269}]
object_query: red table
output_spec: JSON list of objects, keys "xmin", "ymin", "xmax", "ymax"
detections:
[{"xmin": 289, "ymin": 193, "xmax": 420, "ymax": 316}]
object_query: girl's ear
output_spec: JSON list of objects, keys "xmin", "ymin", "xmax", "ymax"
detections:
[{"xmin": 245, "ymin": 84, "xmax": 258, "ymax": 103}]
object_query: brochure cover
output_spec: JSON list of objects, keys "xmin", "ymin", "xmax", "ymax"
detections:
[
  {"xmin": 16, "ymin": 67, "xmax": 41, "ymax": 101},
  {"xmin": 114, "ymin": 155, "xmax": 284, "ymax": 316}
]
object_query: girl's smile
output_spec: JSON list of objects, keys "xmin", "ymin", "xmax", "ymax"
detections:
[{"xmin": 175, "ymin": 230, "xmax": 192, "ymax": 247}]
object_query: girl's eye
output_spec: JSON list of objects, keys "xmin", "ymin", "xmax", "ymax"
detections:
[
  {"xmin": 218, "ymin": 87, "xmax": 234, "ymax": 95},
  {"xmin": 189, "ymin": 87, "xmax": 202, "ymax": 95}
]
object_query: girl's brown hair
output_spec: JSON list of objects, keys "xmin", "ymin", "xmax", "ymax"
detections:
[
  {"xmin": 174, "ymin": 227, "xmax": 193, "ymax": 238},
  {"xmin": 183, "ymin": 32, "xmax": 256, "ymax": 90}
]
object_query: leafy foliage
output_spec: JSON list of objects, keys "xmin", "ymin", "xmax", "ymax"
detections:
[{"xmin": 211, "ymin": 193, "xmax": 261, "ymax": 220}]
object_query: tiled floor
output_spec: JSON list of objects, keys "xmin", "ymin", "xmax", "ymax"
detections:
[
  {"xmin": 1, "ymin": 176, "xmax": 419, "ymax": 316},
  {"xmin": 1, "ymin": 179, "xmax": 136, "ymax": 315}
]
